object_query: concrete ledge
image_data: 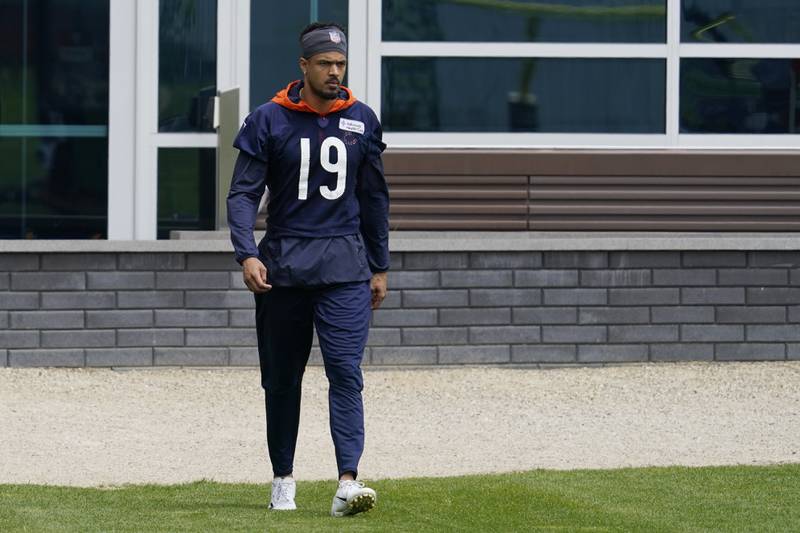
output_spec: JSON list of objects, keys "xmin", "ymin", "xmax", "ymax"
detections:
[
  {"xmin": 1, "ymin": 231, "xmax": 799, "ymax": 253},
  {"xmin": 388, "ymin": 232, "xmax": 800, "ymax": 252},
  {"xmin": 0, "ymin": 240, "xmax": 236, "ymax": 253}
]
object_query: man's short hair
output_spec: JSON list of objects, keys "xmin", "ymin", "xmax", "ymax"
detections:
[{"xmin": 300, "ymin": 21, "xmax": 346, "ymax": 42}]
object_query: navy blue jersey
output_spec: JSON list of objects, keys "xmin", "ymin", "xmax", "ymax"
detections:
[{"xmin": 227, "ymin": 81, "xmax": 389, "ymax": 286}]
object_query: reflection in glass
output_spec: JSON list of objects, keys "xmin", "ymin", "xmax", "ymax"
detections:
[
  {"xmin": 157, "ymin": 148, "xmax": 215, "ymax": 238},
  {"xmin": 250, "ymin": 0, "xmax": 348, "ymax": 109},
  {"xmin": 682, "ymin": 1, "xmax": 800, "ymax": 43},
  {"xmin": 0, "ymin": 136, "xmax": 108, "ymax": 239},
  {"xmin": 159, "ymin": 0, "xmax": 217, "ymax": 132},
  {"xmin": 382, "ymin": 57, "xmax": 664, "ymax": 133},
  {"xmin": 383, "ymin": 0, "xmax": 665, "ymax": 43},
  {"xmin": 0, "ymin": 0, "xmax": 109, "ymax": 239},
  {"xmin": 13, "ymin": 137, "xmax": 107, "ymax": 238},
  {"xmin": 681, "ymin": 58, "xmax": 800, "ymax": 134}
]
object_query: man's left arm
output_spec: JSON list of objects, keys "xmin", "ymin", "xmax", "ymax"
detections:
[{"xmin": 356, "ymin": 124, "xmax": 390, "ymax": 309}]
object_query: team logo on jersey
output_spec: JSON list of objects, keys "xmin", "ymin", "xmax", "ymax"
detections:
[
  {"xmin": 339, "ymin": 118, "xmax": 365, "ymax": 135},
  {"xmin": 343, "ymin": 131, "xmax": 359, "ymax": 145},
  {"xmin": 329, "ymin": 31, "xmax": 342, "ymax": 43}
]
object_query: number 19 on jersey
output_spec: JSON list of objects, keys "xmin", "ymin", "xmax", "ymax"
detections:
[{"xmin": 298, "ymin": 137, "xmax": 347, "ymax": 201}]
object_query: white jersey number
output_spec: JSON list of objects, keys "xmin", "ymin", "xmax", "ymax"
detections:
[{"xmin": 298, "ymin": 136, "xmax": 347, "ymax": 201}]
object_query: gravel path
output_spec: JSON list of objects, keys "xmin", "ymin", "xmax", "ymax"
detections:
[{"xmin": 1, "ymin": 362, "xmax": 799, "ymax": 487}]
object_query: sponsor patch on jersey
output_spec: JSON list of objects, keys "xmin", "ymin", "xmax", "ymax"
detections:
[{"xmin": 339, "ymin": 118, "xmax": 365, "ymax": 135}]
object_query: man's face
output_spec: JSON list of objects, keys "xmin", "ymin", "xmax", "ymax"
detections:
[{"xmin": 301, "ymin": 51, "xmax": 347, "ymax": 100}]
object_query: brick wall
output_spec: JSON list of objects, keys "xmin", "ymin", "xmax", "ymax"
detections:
[{"xmin": 1, "ymin": 250, "xmax": 799, "ymax": 367}]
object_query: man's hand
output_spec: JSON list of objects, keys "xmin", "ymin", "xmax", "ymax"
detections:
[
  {"xmin": 242, "ymin": 257, "xmax": 272, "ymax": 293},
  {"xmin": 370, "ymin": 272, "xmax": 388, "ymax": 310}
]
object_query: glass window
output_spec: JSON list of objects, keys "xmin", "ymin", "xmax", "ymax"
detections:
[
  {"xmin": 682, "ymin": 1, "xmax": 800, "ymax": 43},
  {"xmin": 0, "ymin": 0, "xmax": 108, "ymax": 239},
  {"xmin": 383, "ymin": 0, "xmax": 666, "ymax": 43},
  {"xmin": 159, "ymin": 0, "xmax": 217, "ymax": 132},
  {"xmin": 250, "ymin": 0, "xmax": 348, "ymax": 110},
  {"xmin": 681, "ymin": 58, "xmax": 800, "ymax": 134},
  {"xmin": 157, "ymin": 148, "xmax": 215, "ymax": 238},
  {"xmin": 382, "ymin": 57, "xmax": 665, "ymax": 133}
]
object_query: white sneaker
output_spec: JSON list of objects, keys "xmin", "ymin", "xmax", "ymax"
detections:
[
  {"xmin": 269, "ymin": 477, "xmax": 296, "ymax": 510},
  {"xmin": 330, "ymin": 480, "xmax": 377, "ymax": 517}
]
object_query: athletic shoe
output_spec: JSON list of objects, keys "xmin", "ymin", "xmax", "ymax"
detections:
[
  {"xmin": 330, "ymin": 480, "xmax": 377, "ymax": 517},
  {"xmin": 269, "ymin": 477, "xmax": 296, "ymax": 510}
]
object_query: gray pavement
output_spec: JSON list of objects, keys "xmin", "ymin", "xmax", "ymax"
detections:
[{"xmin": 0, "ymin": 361, "xmax": 798, "ymax": 487}]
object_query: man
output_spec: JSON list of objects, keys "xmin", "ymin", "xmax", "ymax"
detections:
[{"xmin": 226, "ymin": 22, "xmax": 389, "ymax": 517}]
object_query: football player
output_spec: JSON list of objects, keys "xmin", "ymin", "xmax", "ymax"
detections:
[{"xmin": 227, "ymin": 21, "xmax": 389, "ymax": 517}]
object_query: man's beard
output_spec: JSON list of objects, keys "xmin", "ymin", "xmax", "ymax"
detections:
[{"xmin": 309, "ymin": 78, "xmax": 340, "ymax": 100}]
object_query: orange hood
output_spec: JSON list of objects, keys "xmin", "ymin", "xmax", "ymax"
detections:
[{"xmin": 271, "ymin": 80, "xmax": 357, "ymax": 116}]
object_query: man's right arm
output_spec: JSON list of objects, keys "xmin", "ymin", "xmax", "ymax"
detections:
[
  {"xmin": 227, "ymin": 152, "xmax": 273, "ymax": 293},
  {"xmin": 226, "ymin": 152, "xmax": 267, "ymax": 264}
]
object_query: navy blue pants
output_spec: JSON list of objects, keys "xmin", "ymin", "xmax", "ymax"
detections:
[{"xmin": 254, "ymin": 281, "xmax": 371, "ymax": 479}]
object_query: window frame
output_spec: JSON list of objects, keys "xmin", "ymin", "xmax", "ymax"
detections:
[
  {"xmin": 110, "ymin": 0, "xmax": 245, "ymax": 240},
  {"xmin": 364, "ymin": 0, "xmax": 800, "ymax": 149},
  {"xmin": 105, "ymin": 1, "xmax": 800, "ymax": 241}
]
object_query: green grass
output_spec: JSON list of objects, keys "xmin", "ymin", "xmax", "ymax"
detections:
[{"xmin": 1, "ymin": 465, "xmax": 799, "ymax": 532}]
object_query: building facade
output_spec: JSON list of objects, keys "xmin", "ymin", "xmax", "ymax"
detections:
[{"xmin": 2, "ymin": 0, "xmax": 799, "ymax": 239}]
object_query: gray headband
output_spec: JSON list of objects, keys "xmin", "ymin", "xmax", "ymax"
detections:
[{"xmin": 301, "ymin": 27, "xmax": 347, "ymax": 58}]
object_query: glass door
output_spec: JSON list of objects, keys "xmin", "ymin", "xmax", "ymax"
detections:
[{"xmin": 156, "ymin": 0, "xmax": 218, "ymax": 238}]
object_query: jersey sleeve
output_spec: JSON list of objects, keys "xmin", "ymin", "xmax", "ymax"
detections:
[
  {"xmin": 356, "ymin": 115, "xmax": 390, "ymax": 273},
  {"xmin": 226, "ymin": 152, "xmax": 268, "ymax": 264},
  {"xmin": 233, "ymin": 106, "xmax": 270, "ymax": 163},
  {"xmin": 365, "ymin": 115, "xmax": 387, "ymax": 163},
  {"xmin": 227, "ymin": 105, "xmax": 270, "ymax": 264}
]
